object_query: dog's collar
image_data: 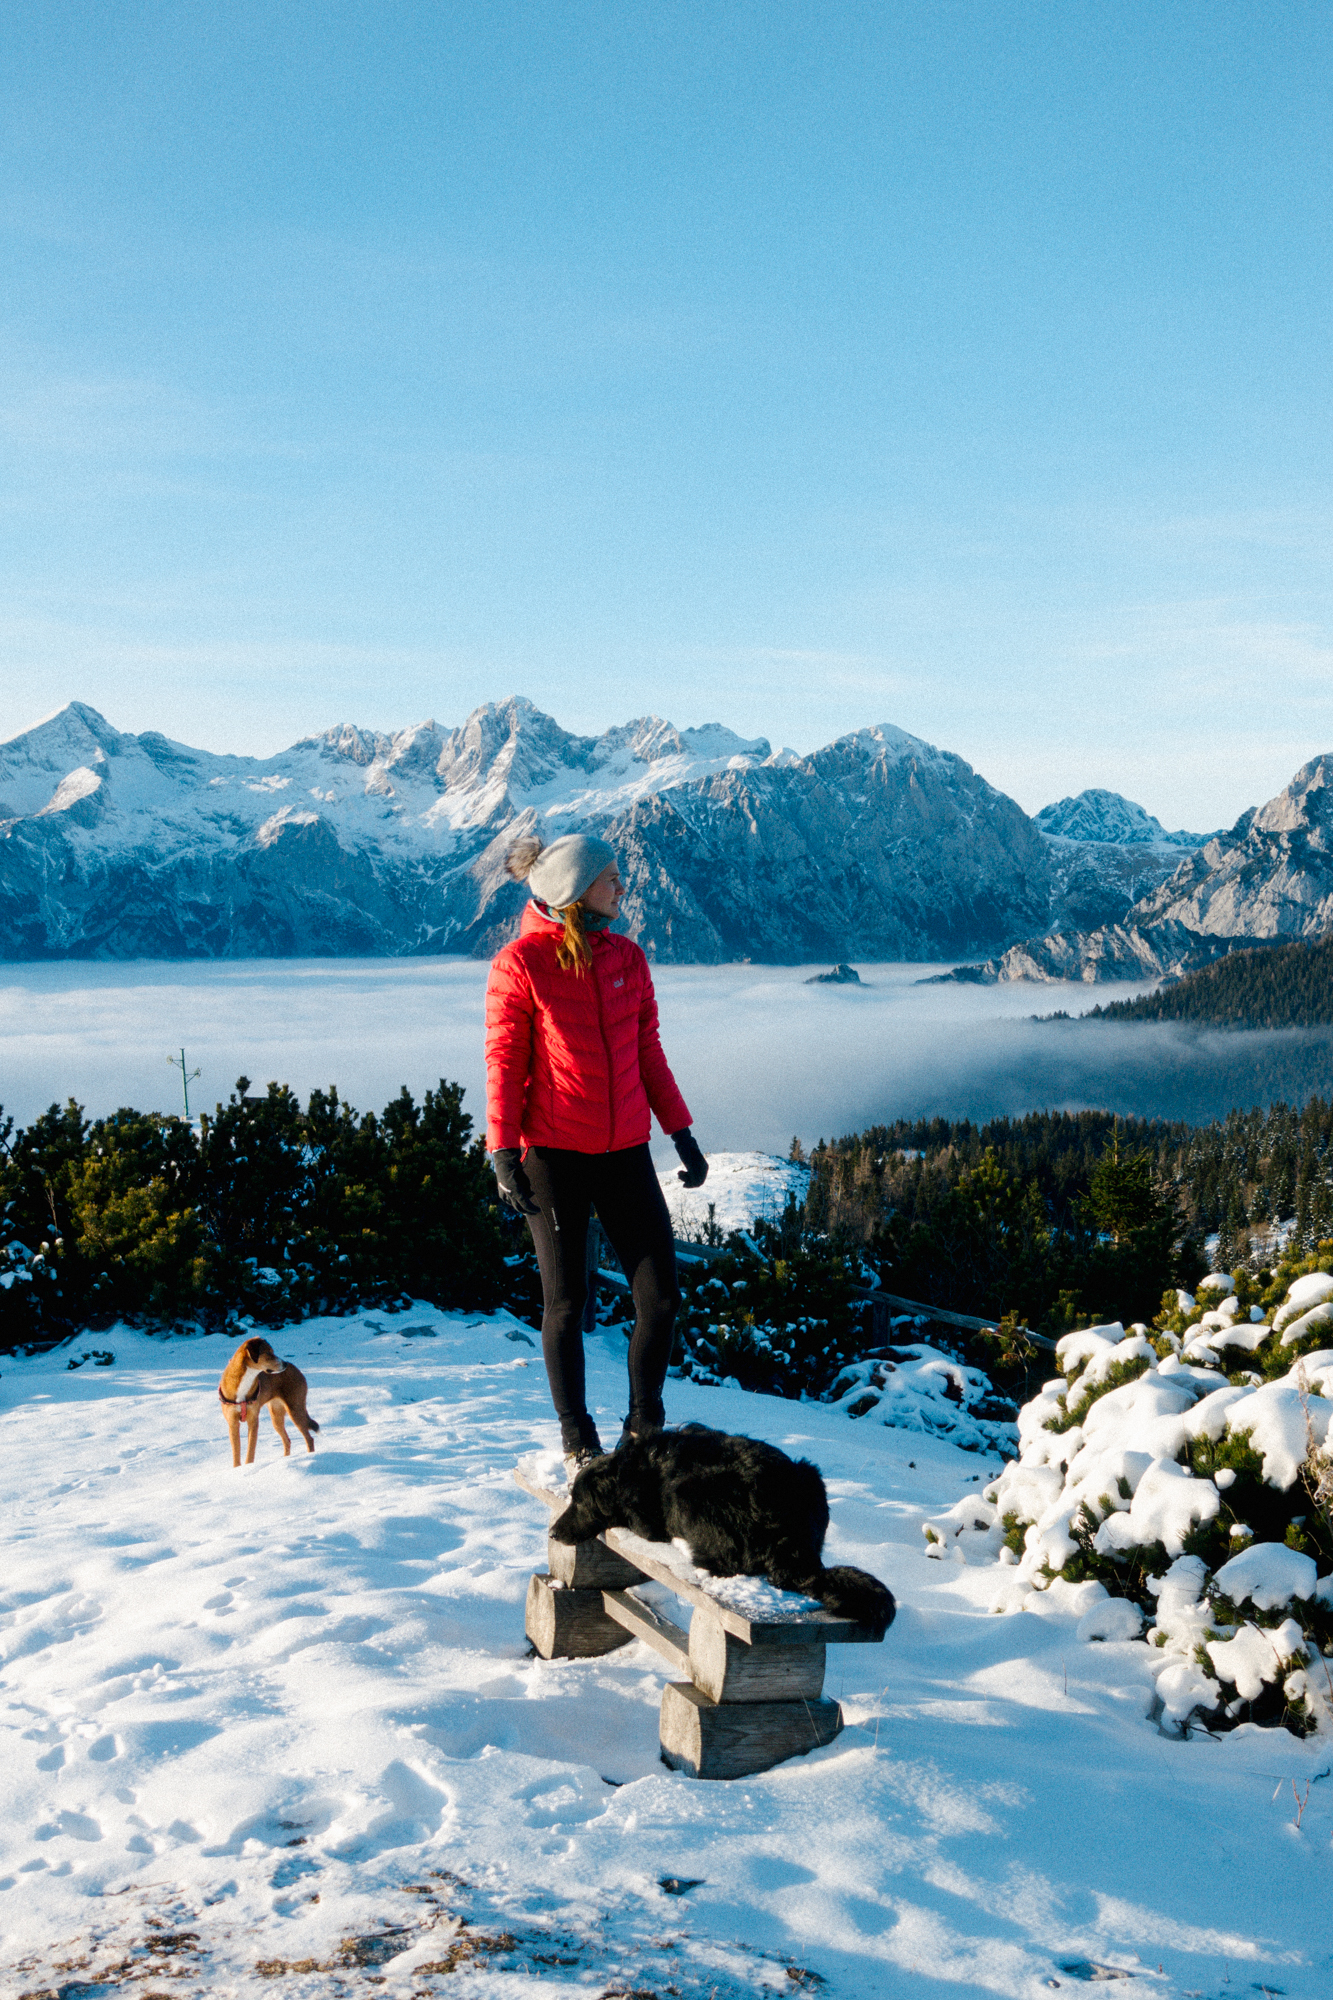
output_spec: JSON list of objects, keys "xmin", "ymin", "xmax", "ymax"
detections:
[{"xmin": 218, "ymin": 1384, "xmax": 253, "ymax": 1418}]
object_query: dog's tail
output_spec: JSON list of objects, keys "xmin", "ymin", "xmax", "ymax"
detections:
[
  {"xmin": 306, "ymin": 1417, "xmax": 320, "ymax": 1433},
  {"xmin": 814, "ymin": 1565, "xmax": 896, "ymax": 1638}
]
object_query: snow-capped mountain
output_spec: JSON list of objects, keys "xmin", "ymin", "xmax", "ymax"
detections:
[
  {"xmin": 0, "ymin": 701, "xmax": 1212, "ymax": 964},
  {"xmin": 953, "ymin": 756, "xmax": 1333, "ymax": 983},
  {"xmin": 1033, "ymin": 788, "xmax": 1214, "ymax": 940},
  {"xmin": 1034, "ymin": 788, "xmax": 1205, "ymax": 848},
  {"xmin": 0, "ymin": 700, "xmax": 785, "ymax": 960}
]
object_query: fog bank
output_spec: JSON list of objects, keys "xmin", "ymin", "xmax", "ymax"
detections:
[{"xmin": 3, "ymin": 960, "xmax": 1330, "ymax": 1153}]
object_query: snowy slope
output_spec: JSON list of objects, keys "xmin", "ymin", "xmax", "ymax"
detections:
[
  {"xmin": 658, "ymin": 1151, "xmax": 812, "ymax": 1237},
  {"xmin": 2, "ymin": 1314, "xmax": 1330, "ymax": 1998}
]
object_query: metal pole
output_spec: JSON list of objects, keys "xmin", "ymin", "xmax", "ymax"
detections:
[{"xmin": 168, "ymin": 1049, "xmax": 201, "ymax": 1120}]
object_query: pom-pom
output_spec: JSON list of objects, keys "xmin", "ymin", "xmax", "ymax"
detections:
[{"xmin": 505, "ymin": 833, "xmax": 543, "ymax": 882}]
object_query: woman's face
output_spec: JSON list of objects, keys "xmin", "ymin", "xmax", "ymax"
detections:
[{"xmin": 581, "ymin": 864, "xmax": 624, "ymax": 919}]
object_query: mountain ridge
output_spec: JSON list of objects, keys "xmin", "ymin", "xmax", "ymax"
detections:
[
  {"xmin": 1085, "ymin": 934, "xmax": 1333, "ymax": 1030},
  {"xmin": 0, "ymin": 699, "xmax": 1230, "ymax": 965},
  {"xmin": 943, "ymin": 754, "xmax": 1333, "ymax": 985}
]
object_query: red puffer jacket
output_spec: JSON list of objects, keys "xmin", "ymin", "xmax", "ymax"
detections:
[{"xmin": 485, "ymin": 902, "xmax": 691, "ymax": 1153}]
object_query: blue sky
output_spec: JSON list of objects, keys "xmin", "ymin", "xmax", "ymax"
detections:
[{"xmin": 2, "ymin": 1, "xmax": 1331, "ymax": 825}]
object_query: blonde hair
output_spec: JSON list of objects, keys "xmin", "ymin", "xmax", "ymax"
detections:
[{"xmin": 555, "ymin": 901, "xmax": 593, "ymax": 975}]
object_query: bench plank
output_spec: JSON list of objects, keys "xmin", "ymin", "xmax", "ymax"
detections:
[
  {"xmin": 601, "ymin": 1590, "xmax": 691, "ymax": 1674},
  {"xmin": 513, "ymin": 1464, "xmax": 878, "ymax": 1647},
  {"xmin": 548, "ymin": 1533, "xmax": 646, "ymax": 1588}
]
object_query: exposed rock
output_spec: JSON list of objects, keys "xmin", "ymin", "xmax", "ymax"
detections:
[
  {"xmin": 941, "ymin": 757, "xmax": 1333, "ymax": 983},
  {"xmin": 933, "ymin": 920, "xmax": 1257, "ymax": 987},
  {"xmin": 1042, "ymin": 836, "xmax": 1200, "ymax": 937},
  {"xmin": 805, "ymin": 964, "xmax": 862, "ymax": 985},
  {"xmin": 1130, "ymin": 756, "xmax": 1333, "ymax": 941}
]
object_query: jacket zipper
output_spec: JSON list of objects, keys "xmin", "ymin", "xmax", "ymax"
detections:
[{"xmin": 592, "ymin": 940, "xmax": 615, "ymax": 1152}]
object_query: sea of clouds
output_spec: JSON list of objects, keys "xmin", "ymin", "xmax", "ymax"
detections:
[{"xmin": 5, "ymin": 958, "xmax": 1333, "ymax": 1148}]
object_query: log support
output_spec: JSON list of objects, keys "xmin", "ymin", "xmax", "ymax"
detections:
[
  {"xmin": 687, "ymin": 1608, "xmax": 825, "ymax": 1705},
  {"xmin": 659, "ymin": 1680, "xmax": 843, "ymax": 1781},
  {"xmin": 525, "ymin": 1573, "xmax": 632, "ymax": 1660}
]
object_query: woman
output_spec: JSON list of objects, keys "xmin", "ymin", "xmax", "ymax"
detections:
[{"xmin": 484, "ymin": 830, "xmax": 708, "ymax": 1475}]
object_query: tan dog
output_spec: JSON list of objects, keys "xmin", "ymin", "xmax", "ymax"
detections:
[{"xmin": 218, "ymin": 1335, "xmax": 320, "ymax": 1468}]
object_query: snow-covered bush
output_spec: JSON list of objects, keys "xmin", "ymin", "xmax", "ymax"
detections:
[
  {"xmin": 1152, "ymin": 1243, "xmax": 1333, "ymax": 1378},
  {"xmin": 0, "ymin": 1200, "xmax": 63, "ymax": 1345},
  {"xmin": 666, "ymin": 1241, "xmax": 1019, "ymax": 1447},
  {"xmin": 922, "ymin": 1268, "xmax": 1333, "ymax": 1737},
  {"xmin": 832, "ymin": 1345, "xmax": 1018, "ymax": 1456}
]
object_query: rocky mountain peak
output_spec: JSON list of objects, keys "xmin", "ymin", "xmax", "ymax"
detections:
[
  {"xmin": 1035, "ymin": 788, "xmax": 1203, "ymax": 847},
  {"xmin": 819, "ymin": 721, "xmax": 952, "ymax": 771},
  {"xmin": 1, "ymin": 700, "xmax": 117, "ymax": 779},
  {"xmin": 1251, "ymin": 753, "xmax": 1333, "ymax": 844},
  {"xmin": 0, "ymin": 704, "xmax": 184, "ymax": 823}
]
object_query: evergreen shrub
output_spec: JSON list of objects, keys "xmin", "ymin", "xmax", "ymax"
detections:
[
  {"xmin": 0, "ymin": 1078, "xmax": 506, "ymax": 1350},
  {"xmin": 928, "ymin": 1264, "xmax": 1333, "ymax": 1737}
]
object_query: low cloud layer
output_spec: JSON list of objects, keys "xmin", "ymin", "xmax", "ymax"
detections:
[{"xmin": 3, "ymin": 960, "xmax": 1330, "ymax": 1152}]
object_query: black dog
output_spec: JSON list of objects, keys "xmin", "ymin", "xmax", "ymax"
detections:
[{"xmin": 549, "ymin": 1425, "xmax": 895, "ymax": 1638}]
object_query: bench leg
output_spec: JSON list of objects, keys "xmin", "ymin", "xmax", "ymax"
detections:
[
  {"xmin": 688, "ymin": 1611, "xmax": 826, "ymax": 1704},
  {"xmin": 525, "ymin": 1573, "xmax": 633, "ymax": 1660},
  {"xmin": 659, "ymin": 1680, "xmax": 843, "ymax": 1780}
]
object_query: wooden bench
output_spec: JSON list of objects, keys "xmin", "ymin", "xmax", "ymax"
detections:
[{"xmin": 513, "ymin": 1462, "xmax": 886, "ymax": 1780}]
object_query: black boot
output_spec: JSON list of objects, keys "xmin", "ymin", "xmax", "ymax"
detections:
[
  {"xmin": 560, "ymin": 1414, "xmax": 605, "ymax": 1484},
  {"xmin": 616, "ymin": 1399, "xmax": 664, "ymax": 1450}
]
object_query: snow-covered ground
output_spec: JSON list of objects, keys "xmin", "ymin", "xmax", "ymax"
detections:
[
  {"xmin": 660, "ymin": 1151, "xmax": 811, "ymax": 1238},
  {"xmin": 3, "ymin": 1313, "xmax": 1329, "ymax": 1997}
]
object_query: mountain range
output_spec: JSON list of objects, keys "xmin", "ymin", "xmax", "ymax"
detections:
[
  {"xmin": 0, "ymin": 698, "xmax": 1325, "ymax": 976},
  {"xmin": 950, "ymin": 754, "xmax": 1333, "ymax": 984}
]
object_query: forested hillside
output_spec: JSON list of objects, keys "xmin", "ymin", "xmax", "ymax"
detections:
[
  {"xmin": 799, "ymin": 1099, "xmax": 1333, "ymax": 1332},
  {"xmin": 1088, "ymin": 934, "xmax": 1333, "ymax": 1028},
  {"xmin": 10, "ymin": 1077, "xmax": 1333, "ymax": 1379}
]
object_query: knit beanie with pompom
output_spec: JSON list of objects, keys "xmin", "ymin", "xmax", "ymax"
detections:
[{"xmin": 505, "ymin": 831, "xmax": 617, "ymax": 911}]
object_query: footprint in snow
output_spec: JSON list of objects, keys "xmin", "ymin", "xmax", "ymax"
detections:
[
  {"xmin": 34, "ymin": 1809, "xmax": 102, "ymax": 1842},
  {"xmin": 515, "ymin": 1773, "xmax": 608, "ymax": 1828}
]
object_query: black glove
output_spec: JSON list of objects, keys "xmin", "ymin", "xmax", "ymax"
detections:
[
  {"xmin": 671, "ymin": 1127, "xmax": 708, "ymax": 1189},
  {"xmin": 493, "ymin": 1147, "xmax": 540, "ymax": 1215}
]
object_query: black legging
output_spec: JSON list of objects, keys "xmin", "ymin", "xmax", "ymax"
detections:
[{"xmin": 521, "ymin": 1144, "xmax": 680, "ymax": 1446}]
